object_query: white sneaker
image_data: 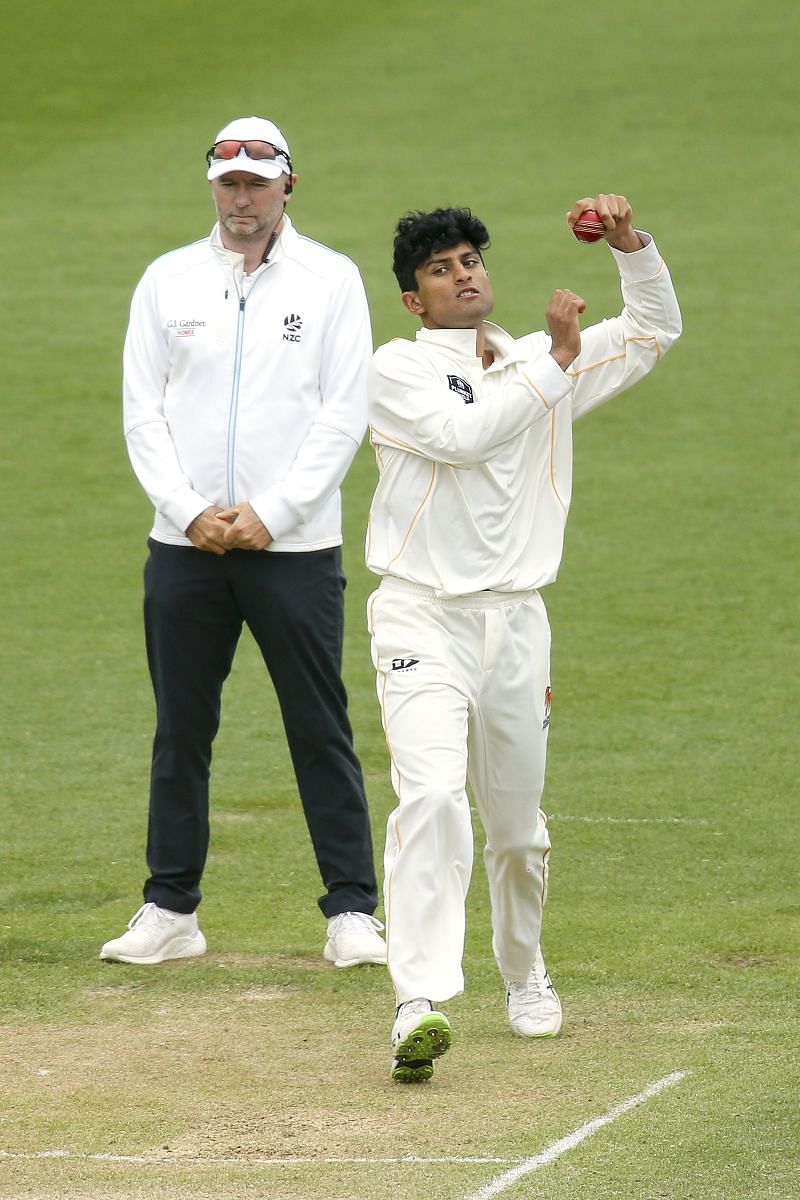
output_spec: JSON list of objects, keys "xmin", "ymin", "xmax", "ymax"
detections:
[
  {"xmin": 323, "ymin": 912, "xmax": 387, "ymax": 968},
  {"xmin": 391, "ymin": 998, "xmax": 452, "ymax": 1083},
  {"xmin": 506, "ymin": 947, "xmax": 562, "ymax": 1037},
  {"xmin": 99, "ymin": 903, "xmax": 207, "ymax": 965}
]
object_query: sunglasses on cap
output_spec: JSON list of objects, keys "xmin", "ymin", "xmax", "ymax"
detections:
[{"xmin": 205, "ymin": 139, "xmax": 292, "ymax": 172}]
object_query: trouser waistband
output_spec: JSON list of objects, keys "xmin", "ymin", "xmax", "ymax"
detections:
[{"xmin": 378, "ymin": 574, "xmax": 536, "ymax": 610}]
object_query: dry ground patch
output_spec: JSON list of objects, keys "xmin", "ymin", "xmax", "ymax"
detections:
[{"xmin": 0, "ymin": 986, "xmax": 700, "ymax": 1198}]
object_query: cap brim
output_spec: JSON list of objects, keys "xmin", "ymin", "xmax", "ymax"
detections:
[{"xmin": 207, "ymin": 156, "xmax": 287, "ymax": 182}]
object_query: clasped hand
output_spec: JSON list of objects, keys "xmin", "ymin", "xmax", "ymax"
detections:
[{"xmin": 185, "ymin": 504, "xmax": 273, "ymax": 554}]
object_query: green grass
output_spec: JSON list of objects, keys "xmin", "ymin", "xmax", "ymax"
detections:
[{"xmin": 1, "ymin": 0, "xmax": 798, "ymax": 1197}]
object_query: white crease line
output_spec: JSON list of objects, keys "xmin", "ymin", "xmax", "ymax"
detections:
[
  {"xmin": 0, "ymin": 1150, "xmax": 516, "ymax": 1166},
  {"xmin": 464, "ymin": 1069, "xmax": 690, "ymax": 1200},
  {"xmin": 0, "ymin": 1074, "xmax": 689, "ymax": 1177},
  {"xmin": 550, "ymin": 815, "xmax": 709, "ymax": 825}
]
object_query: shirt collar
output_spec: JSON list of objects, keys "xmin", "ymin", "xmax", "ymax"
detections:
[{"xmin": 415, "ymin": 320, "xmax": 526, "ymax": 368}]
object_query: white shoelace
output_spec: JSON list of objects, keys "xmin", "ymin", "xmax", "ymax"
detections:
[
  {"xmin": 397, "ymin": 998, "xmax": 433, "ymax": 1019},
  {"xmin": 127, "ymin": 902, "xmax": 176, "ymax": 931},
  {"xmin": 328, "ymin": 912, "xmax": 384, "ymax": 935},
  {"xmin": 508, "ymin": 968, "xmax": 550, "ymax": 1002}
]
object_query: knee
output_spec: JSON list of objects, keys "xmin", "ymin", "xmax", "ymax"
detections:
[
  {"xmin": 486, "ymin": 809, "xmax": 550, "ymax": 860},
  {"xmin": 395, "ymin": 784, "xmax": 470, "ymax": 850}
]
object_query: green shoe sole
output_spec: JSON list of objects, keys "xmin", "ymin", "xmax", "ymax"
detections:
[
  {"xmin": 392, "ymin": 1013, "xmax": 452, "ymax": 1083},
  {"xmin": 392, "ymin": 1057, "xmax": 434, "ymax": 1083}
]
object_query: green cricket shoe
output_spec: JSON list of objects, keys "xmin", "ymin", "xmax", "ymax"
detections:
[{"xmin": 391, "ymin": 1001, "xmax": 452, "ymax": 1083}]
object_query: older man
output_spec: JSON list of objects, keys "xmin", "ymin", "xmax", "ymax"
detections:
[{"xmin": 101, "ymin": 117, "xmax": 385, "ymax": 969}]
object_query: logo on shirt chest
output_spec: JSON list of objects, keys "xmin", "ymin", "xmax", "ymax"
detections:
[
  {"xmin": 283, "ymin": 313, "xmax": 303, "ymax": 342},
  {"xmin": 167, "ymin": 318, "xmax": 208, "ymax": 338},
  {"xmin": 447, "ymin": 374, "xmax": 474, "ymax": 403}
]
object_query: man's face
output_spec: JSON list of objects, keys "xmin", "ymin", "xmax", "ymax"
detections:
[
  {"xmin": 403, "ymin": 242, "xmax": 494, "ymax": 330},
  {"xmin": 211, "ymin": 170, "xmax": 289, "ymax": 243}
]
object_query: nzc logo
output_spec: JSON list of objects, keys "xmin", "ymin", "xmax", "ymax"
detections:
[{"xmin": 283, "ymin": 313, "xmax": 303, "ymax": 342}]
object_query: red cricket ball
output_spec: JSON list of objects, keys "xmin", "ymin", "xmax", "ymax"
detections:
[{"xmin": 573, "ymin": 209, "xmax": 606, "ymax": 243}]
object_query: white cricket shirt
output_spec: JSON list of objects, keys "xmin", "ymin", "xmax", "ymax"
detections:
[{"xmin": 366, "ymin": 235, "xmax": 681, "ymax": 595}]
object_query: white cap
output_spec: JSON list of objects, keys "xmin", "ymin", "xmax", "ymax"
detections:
[{"xmin": 206, "ymin": 116, "xmax": 291, "ymax": 181}]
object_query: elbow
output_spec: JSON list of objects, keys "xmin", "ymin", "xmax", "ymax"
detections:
[
  {"xmin": 666, "ymin": 318, "xmax": 683, "ymax": 354},
  {"xmin": 432, "ymin": 435, "xmax": 482, "ymax": 467},
  {"xmin": 417, "ymin": 419, "xmax": 483, "ymax": 466},
  {"xmin": 659, "ymin": 305, "xmax": 683, "ymax": 355}
]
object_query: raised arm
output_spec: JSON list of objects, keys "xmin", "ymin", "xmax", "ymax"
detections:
[{"xmin": 562, "ymin": 194, "xmax": 682, "ymax": 419}]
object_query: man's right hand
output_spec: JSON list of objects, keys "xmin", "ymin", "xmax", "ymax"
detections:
[
  {"xmin": 185, "ymin": 506, "xmax": 229, "ymax": 555},
  {"xmin": 547, "ymin": 289, "xmax": 586, "ymax": 371}
]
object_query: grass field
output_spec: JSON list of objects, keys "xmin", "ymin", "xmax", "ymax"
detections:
[{"xmin": 1, "ymin": 1, "xmax": 798, "ymax": 1197}]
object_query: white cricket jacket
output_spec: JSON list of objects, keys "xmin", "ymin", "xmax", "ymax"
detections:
[
  {"xmin": 123, "ymin": 216, "xmax": 372, "ymax": 550},
  {"xmin": 366, "ymin": 234, "xmax": 682, "ymax": 595}
]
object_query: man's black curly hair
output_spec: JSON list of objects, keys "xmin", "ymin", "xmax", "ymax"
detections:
[{"xmin": 392, "ymin": 207, "xmax": 490, "ymax": 292}]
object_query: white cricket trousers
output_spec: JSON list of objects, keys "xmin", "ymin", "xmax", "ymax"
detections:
[{"xmin": 368, "ymin": 576, "xmax": 552, "ymax": 1004}]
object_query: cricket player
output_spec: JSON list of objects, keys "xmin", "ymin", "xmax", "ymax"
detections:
[{"xmin": 366, "ymin": 196, "xmax": 682, "ymax": 1082}]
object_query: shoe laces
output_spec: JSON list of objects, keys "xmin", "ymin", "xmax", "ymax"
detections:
[
  {"xmin": 128, "ymin": 902, "xmax": 172, "ymax": 931},
  {"xmin": 508, "ymin": 965, "xmax": 552, "ymax": 1004},
  {"xmin": 328, "ymin": 911, "xmax": 384, "ymax": 935},
  {"xmin": 396, "ymin": 998, "xmax": 433, "ymax": 1020}
]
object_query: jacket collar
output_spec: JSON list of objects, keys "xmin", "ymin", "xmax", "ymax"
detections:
[
  {"xmin": 415, "ymin": 321, "xmax": 527, "ymax": 369},
  {"xmin": 209, "ymin": 212, "xmax": 296, "ymax": 270}
]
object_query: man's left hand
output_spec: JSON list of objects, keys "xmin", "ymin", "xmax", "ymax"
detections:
[
  {"xmin": 567, "ymin": 194, "xmax": 643, "ymax": 253},
  {"xmin": 216, "ymin": 503, "xmax": 273, "ymax": 550}
]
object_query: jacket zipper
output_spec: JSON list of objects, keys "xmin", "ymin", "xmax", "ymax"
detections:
[{"xmin": 226, "ymin": 293, "xmax": 247, "ymax": 506}]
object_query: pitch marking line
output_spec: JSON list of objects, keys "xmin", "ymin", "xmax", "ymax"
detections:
[
  {"xmin": 550, "ymin": 815, "xmax": 709, "ymax": 825},
  {"xmin": 0, "ymin": 1071, "xmax": 688, "ymax": 1178},
  {"xmin": 0, "ymin": 1151, "xmax": 515, "ymax": 1167},
  {"xmin": 465, "ymin": 1069, "xmax": 690, "ymax": 1200}
]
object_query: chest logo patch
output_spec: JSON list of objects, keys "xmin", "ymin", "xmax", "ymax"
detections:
[
  {"xmin": 283, "ymin": 313, "xmax": 303, "ymax": 342},
  {"xmin": 447, "ymin": 374, "xmax": 474, "ymax": 404}
]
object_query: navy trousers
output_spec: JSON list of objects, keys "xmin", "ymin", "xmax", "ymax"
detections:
[{"xmin": 141, "ymin": 540, "xmax": 377, "ymax": 918}]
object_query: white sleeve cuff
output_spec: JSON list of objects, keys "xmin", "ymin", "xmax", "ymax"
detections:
[
  {"xmin": 608, "ymin": 231, "xmax": 665, "ymax": 281},
  {"xmin": 519, "ymin": 347, "xmax": 575, "ymax": 409},
  {"xmin": 160, "ymin": 485, "xmax": 212, "ymax": 534},
  {"xmin": 249, "ymin": 489, "xmax": 299, "ymax": 541}
]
